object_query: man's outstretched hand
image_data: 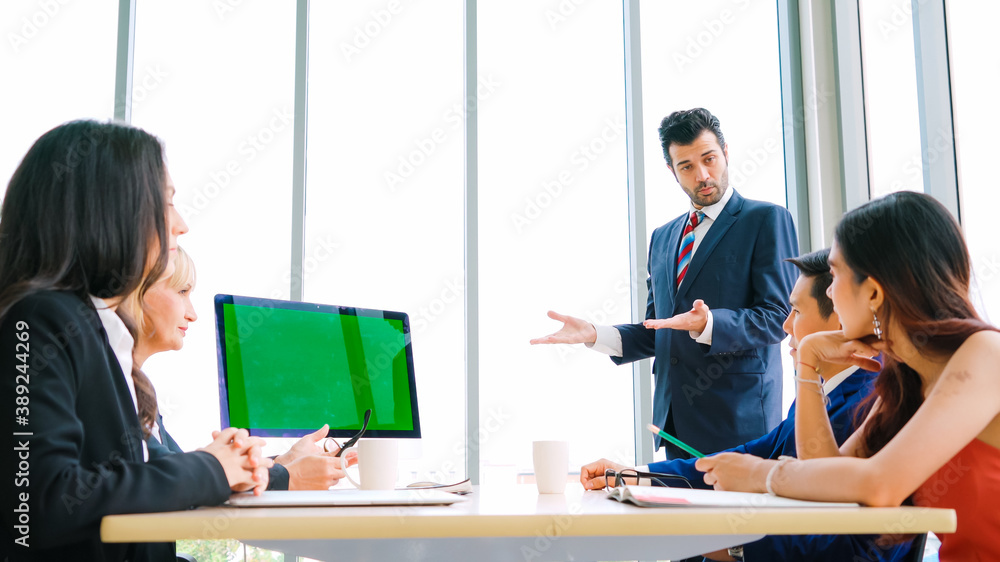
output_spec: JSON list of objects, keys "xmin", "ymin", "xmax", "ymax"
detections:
[
  {"xmin": 529, "ymin": 311, "xmax": 598, "ymax": 345},
  {"xmin": 643, "ymin": 299, "xmax": 710, "ymax": 334}
]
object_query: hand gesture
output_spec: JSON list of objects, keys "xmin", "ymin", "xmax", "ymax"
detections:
[
  {"xmin": 286, "ymin": 450, "xmax": 358, "ymax": 490},
  {"xmin": 274, "ymin": 424, "xmax": 330, "ymax": 466},
  {"xmin": 580, "ymin": 458, "xmax": 631, "ymax": 490},
  {"xmin": 796, "ymin": 330, "xmax": 883, "ymax": 373},
  {"xmin": 201, "ymin": 427, "xmax": 273, "ymax": 496},
  {"xmin": 642, "ymin": 299, "xmax": 710, "ymax": 334},
  {"xmin": 529, "ymin": 310, "xmax": 597, "ymax": 345},
  {"xmin": 695, "ymin": 452, "xmax": 770, "ymax": 493}
]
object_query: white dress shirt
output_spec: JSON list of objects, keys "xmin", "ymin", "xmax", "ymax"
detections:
[
  {"xmin": 90, "ymin": 296, "xmax": 149, "ymax": 461},
  {"xmin": 588, "ymin": 187, "xmax": 736, "ymax": 357},
  {"xmin": 821, "ymin": 365, "xmax": 858, "ymax": 395}
]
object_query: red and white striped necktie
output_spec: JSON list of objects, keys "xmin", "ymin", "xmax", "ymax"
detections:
[{"xmin": 676, "ymin": 210, "xmax": 704, "ymax": 286}]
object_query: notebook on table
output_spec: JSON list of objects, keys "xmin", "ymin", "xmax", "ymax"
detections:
[
  {"xmin": 226, "ymin": 489, "xmax": 468, "ymax": 508},
  {"xmin": 607, "ymin": 485, "xmax": 859, "ymax": 508}
]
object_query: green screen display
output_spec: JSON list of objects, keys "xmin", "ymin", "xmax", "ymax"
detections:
[{"xmin": 216, "ymin": 296, "xmax": 419, "ymax": 438}]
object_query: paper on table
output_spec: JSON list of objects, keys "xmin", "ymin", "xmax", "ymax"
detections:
[{"xmin": 607, "ymin": 485, "xmax": 859, "ymax": 508}]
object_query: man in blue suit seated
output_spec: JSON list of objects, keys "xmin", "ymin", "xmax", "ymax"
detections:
[
  {"xmin": 579, "ymin": 249, "xmax": 915, "ymax": 562},
  {"xmin": 532, "ymin": 108, "xmax": 798, "ymax": 458}
]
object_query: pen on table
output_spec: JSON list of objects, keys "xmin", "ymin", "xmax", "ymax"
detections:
[{"xmin": 646, "ymin": 423, "xmax": 705, "ymax": 459}]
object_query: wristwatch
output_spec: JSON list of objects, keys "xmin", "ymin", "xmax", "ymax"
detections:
[{"xmin": 728, "ymin": 545, "xmax": 745, "ymax": 561}]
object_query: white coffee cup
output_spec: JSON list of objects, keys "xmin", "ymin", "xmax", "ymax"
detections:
[
  {"xmin": 532, "ymin": 440, "xmax": 569, "ymax": 494},
  {"xmin": 345, "ymin": 439, "xmax": 399, "ymax": 490}
]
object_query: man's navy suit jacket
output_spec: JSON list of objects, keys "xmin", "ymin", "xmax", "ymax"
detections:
[{"xmin": 613, "ymin": 190, "xmax": 798, "ymax": 457}]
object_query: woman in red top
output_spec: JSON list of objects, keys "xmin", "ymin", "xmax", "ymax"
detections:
[{"xmin": 695, "ymin": 191, "xmax": 1000, "ymax": 561}]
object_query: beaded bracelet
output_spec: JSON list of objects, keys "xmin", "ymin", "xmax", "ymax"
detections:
[
  {"xmin": 765, "ymin": 455, "xmax": 795, "ymax": 496},
  {"xmin": 793, "ymin": 375, "xmax": 830, "ymax": 406},
  {"xmin": 797, "ymin": 361, "xmax": 821, "ymax": 375}
]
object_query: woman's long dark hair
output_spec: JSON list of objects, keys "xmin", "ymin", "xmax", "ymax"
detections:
[
  {"xmin": 836, "ymin": 191, "xmax": 997, "ymax": 458},
  {"xmin": 0, "ymin": 120, "xmax": 169, "ymax": 436}
]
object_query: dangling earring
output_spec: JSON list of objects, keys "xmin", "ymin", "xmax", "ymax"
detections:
[{"xmin": 871, "ymin": 307, "xmax": 883, "ymax": 340}]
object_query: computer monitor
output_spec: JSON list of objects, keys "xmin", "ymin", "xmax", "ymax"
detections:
[{"xmin": 214, "ymin": 294, "xmax": 421, "ymax": 439}]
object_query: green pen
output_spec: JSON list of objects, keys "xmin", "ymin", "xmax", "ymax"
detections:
[{"xmin": 646, "ymin": 423, "xmax": 705, "ymax": 458}]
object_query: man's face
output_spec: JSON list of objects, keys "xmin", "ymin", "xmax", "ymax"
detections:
[
  {"xmin": 666, "ymin": 130, "xmax": 730, "ymax": 209},
  {"xmin": 781, "ymin": 275, "xmax": 841, "ymax": 363}
]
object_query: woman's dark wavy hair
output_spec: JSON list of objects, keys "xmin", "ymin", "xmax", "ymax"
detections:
[
  {"xmin": 835, "ymin": 191, "xmax": 997, "ymax": 458},
  {"xmin": 0, "ymin": 120, "xmax": 169, "ymax": 436}
]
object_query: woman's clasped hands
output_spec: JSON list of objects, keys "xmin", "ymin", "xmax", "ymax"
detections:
[{"xmin": 201, "ymin": 428, "xmax": 273, "ymax": 495}]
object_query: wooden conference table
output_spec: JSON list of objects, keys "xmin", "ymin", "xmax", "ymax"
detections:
[{"xmin": 101, "ymin": 484, "xmax": 956, "ymax": 561}]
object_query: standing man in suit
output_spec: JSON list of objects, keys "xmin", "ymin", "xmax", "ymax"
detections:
[{"xmin": 531, "ymin": 108, "xmax": 798, "ymax": 458}]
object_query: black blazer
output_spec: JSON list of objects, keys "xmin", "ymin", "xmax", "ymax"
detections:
[{"xmin": 1, "ymin": 291, "xmax": 231, "ymax": 561}]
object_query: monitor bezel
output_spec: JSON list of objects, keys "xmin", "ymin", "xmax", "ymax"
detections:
[{"xmin": 214, "ymin": 294, "xmax": 422, "ymax": 439}]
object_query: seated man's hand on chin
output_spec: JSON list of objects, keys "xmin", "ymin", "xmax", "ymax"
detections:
[{"xmin": 579, "ymin": 458, "xmax": 633, "ymax": 490}]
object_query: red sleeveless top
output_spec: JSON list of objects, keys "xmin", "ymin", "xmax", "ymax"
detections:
[{"xmin": 913, "ymin": 438, "xmax": 1000, "ymax": 561}]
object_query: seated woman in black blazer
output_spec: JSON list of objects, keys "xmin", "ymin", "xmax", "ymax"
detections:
[
  {"xmin": 0, "ymin": 120, "xmax": 270, "ymax": 562},
  {"xmin": 124, "ymin": 247, "xmax": 357, "ymax": 490}
]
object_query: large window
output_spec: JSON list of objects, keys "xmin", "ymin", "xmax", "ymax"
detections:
[
  {"xmin": 639, "ymin": 0, "xmax": 794, "ymax": 429},
  {"xmin": 303, "ymin": 0, "xmax": 466, "ymax": 483},
  {"xmin": 478, "ymin": 0, "xmax": 634, "ymax": 478},
  {"xmin": 858, "ymin": 0, "xmax": 926, "ymax": 197},
  {"xmin": 131, "ymin": 0, "xmax": 297, "ymax": 451},
  {"xmin": 947, "ymin": 1, "xmax": 1000, "ymax": 324},
  {"xmin": 0, "ymin": 1, "xmax": 118, "ymax": 202},
  {"xmin": 640, "ymin": 0, "xmax": 788, "ymax": 229}
]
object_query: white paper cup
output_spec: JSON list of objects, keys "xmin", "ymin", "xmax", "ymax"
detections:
[
  {"xmin": 345, "ymin": 440, "xmax": 399, "ymax": 490},
  {"xmin": 532, "ymin": 440, "xmax": 569, "ymax": 494}
]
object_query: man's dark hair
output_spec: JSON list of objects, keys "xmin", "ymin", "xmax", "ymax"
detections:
[
  {"xmin": 657, "ymin": 108, "xmax": 726, "ymax": 167},
  {"xmin": 785, "ymin": 248, "xmax": 834, "ymax": 319}
]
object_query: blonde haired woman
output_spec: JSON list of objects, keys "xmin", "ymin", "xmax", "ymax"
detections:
[{"xmin": 123, "ymin": 248, "xmax": 356, "ymax": 490}]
